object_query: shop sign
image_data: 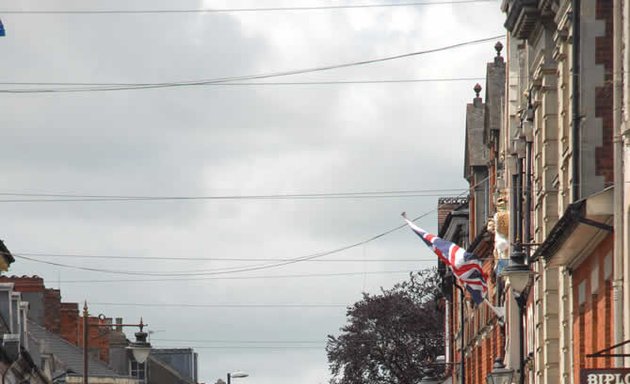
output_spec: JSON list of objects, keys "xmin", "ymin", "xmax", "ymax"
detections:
[{"xmin": 581, "ymin": 369, "xmax": 630, "ymax": 384}]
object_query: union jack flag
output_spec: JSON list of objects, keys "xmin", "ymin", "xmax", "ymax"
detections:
[{"xmin": 403, "ymin": 214, "xmax": 487, "ymax": 305}]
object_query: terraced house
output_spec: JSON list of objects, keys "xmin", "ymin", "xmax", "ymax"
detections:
[{"xmin": 439, "ymin": 1, "xmax": 630, "ymax": 383}]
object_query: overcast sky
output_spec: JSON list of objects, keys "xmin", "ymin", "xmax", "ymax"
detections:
[{"xmin": 0, "ymin": 1, "xmax": 504, "ymax": 383}]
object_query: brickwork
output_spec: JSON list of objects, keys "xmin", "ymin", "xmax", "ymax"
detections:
[
  {"xmin": 438, "ymin": 197, "xmax": 468, "ymax": 231},
  {"xmin": 60, "ymin": 302, "xmax": 79, "ymax": 345},
  {"xmin": 444, "ymin": 46, "xmax": 506, "ymax": 384},
  {"xmin": 43, "ymin": 289, "xmax": 61, "ymax": 334},
  {"xmin": 0, "ymin": 276, "xmax": 114, "ymax": 364},
  {"xmin": 0, "ymin": 275, "xmax": 45, "ymax": 292},
  {"xmin": 571, "ymin": 235, "xmax": 614, "ymax": 381},
  {"xmin": 78, "ymin": 316, "xmax": 112, "ymax": 363},
  {"xmin": 453, "ymin": 251, "xmax": 502, "ymax": 384}
]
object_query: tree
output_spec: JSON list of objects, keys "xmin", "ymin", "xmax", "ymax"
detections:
[{"xmin": 326, "ymin": 269, "xmax": 444, "ymax": 384}]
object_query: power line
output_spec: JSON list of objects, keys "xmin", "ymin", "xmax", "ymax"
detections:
[
  {"xmin": 13, "ymin": 206, "xmax": 434, "ymax": 277},
  {"xmin": 0, "ymin": 1, "xmax": 498, "ymax": 15},
  {"xmin": 38, "ymin": 270, "xmax": 421, "ymax": 284},
  {"xmin": 0, "ymin": 77, "xmax": 484, "ymax": 87},
  {"xmin": 0, "ymin": 187, "xmax": 468, "ymax": 203},
  {"xmin": 0, "ymin": 195, "xmax": 456, "ymax": 203},
  {"xmin": 156, "ymin": 345, "xmax": 323, "ymax": 350},
  {"xmin": 151, "ymin": 336, "xmax": 440, "ymax": 343},
  {"xmin": 15, "ymin": 252, "xmax": 429, "ymax": 262},
  {"xmin": 152, "ymin": 338, "xmax": 326, "ymax": 344},
  {"xmin": 9, "ymin": 178, "xmax": 481, "ymax": 278},
  {"xmin": 0, "ymin": 36, "xmax": 503, "ymax": 94},
  {"xmin": 91, "ymin": 302, "xmax": 347, "ymax": 308},
  {"xmin": 14, "ymin": 255, "xmax": 422, "ymax": 278}
]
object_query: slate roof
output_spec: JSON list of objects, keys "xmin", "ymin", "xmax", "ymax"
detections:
[
  {"xmin": 148, "ymin": 356, "xmax": 195, "ymax": 384},
  {"xmin": 27, "ymin": 320, "xmax": 124, "ymax": 377}
]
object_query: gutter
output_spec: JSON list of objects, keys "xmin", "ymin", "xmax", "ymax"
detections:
[
  {"xmin": 531, "ymin": 200, "xmax": 584, "ymax": 262},
  {"xmin": 532, "ymin": 197, "xmax": 613, "ymax": 263}
]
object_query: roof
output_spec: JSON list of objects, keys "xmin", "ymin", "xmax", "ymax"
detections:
[
  {"xmin": 27, "ymin": 320, "xmax": 124, "ymax": 377},
  {"xmin": 148, "ymin": 355, "xmax": 195, "ymax": 384},
  {"xmin": 437, "ymin": 198, "xmax": 469, "ymax": 239},
  {"xmin": 464, "ymin": 96, "xmax": 488, "ymax": 180}
]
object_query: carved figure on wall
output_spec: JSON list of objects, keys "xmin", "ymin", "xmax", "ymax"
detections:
[{"xmin": 493, "ymin": 191, "xmax": 510, "ymax": 259}]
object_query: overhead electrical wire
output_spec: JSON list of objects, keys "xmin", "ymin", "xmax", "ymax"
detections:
[
  {"xmin": 10, "ymin": 178, "xmax": 482, "ymax": 278},
  {"xmin": 13, "ymin": 208, "xmax": 434, "ymax": 276},
  {"xmin": 0, "ymin": 195, "xmax": 458, "ymax": 202},
  {"xmin": 91, "ymin": 302, "xmax": 347, "ymax": 308},
  {"xmin": 40, "ymin": 270, "xmax": 421, "ymax": 284},
  {"xmin": 13, "ymin": 252, "xmax": 430, "ymax": 262},
  {"xmin": 0, "ymin": 77, "xmax": 484, "ymax": 87},
  {"xmin": 0, "ymin": 187, "xmax": 468, "ymax": 203},
  {"xmin": 150, "ymin": 336, "xmax": 440, "ymax": 343},
  {"xmin": 155, "ymin": 345, "xmax": 322, "ymax": 350},
  {"xmin": 0, "ymin": 1, "xmax": 498, "ymax": 14},
  {"xmin": 0, "ymin": 35, "xmax": 503, "ymax": 94},
  {"xmin": 154, "ymin": 339, "xmax": 327, "ymax": 344}
]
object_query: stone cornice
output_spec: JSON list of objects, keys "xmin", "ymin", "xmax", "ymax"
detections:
[{"xmin": 504, "ymin": 0, "xmax": 541, "ymax": 39}]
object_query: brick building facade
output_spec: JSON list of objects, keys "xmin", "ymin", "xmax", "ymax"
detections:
[
  {"xmin": 0, "ymin": 276, "xmax": 198, "ymax": 384},
  {"xmin": 0, "ymin": 275, "xmax": 116, "ymax": 362},
  {"xmin": 439, "ymin": 1, "xmax": 630, "ymax": 383},
  {"xmin": 439, "ymin": 43, "xmax": 507, "ymax": 384}
]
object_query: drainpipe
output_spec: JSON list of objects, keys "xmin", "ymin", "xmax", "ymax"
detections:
[
  {"xmin": 571, "ymin": 0, "xmax": 581, "ymax": 202},
  {"xmin": 511, "ymin": 172, "xmax": 519, "ymax": 248},
  {"xmin": 516, "ymin": 157, "xmax": 523, "ymax": 246},
  {"xmin": 612, "ymin": 0, "xmax": 624, "ymax": 368},
  {"xmin": 524, "ymin": 141, "xmax": 532, "ymax": 260},
  {"xmin": 523, "ymin": 104, "xmax": 534, "ymax": 262},
  {"xmin": 454, "ymin": 283, "xmax": 466, "ymax": 384},
  {"xmin": 621, "ymin": 0, "xmax": 630, "ymax": 364}
]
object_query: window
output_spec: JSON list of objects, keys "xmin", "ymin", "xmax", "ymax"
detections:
[
  {"xmin": 130, "ymin": 360, "xmax": 146, "ymax": 384},
  {"xmin": 578, "ymin": 281, "xmax": 586, "ymax": 305},
  {"xmin": 604, "ymin": 252, "xmax": 612, "ymax": 280},
  {"xmin": 590, "ymin": 264, "xmax": 599, "ymax": 294}
]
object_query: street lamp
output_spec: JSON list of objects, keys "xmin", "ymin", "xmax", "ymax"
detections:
[
  {"xmin": 500, "ymin": 248, "xmax": 531, "ymax": 384},
  {"xmin": 486, "ymin": 358, "xmax": 514, "ymax": 384},
  {"xmin": 127, "ymin": 319, "xmax": 151, "ymax": 364},
  {"xmin": 227, "ymin": 371, "xmax": 248, "ymax": 384},
  {"xmin": 82, "ymin": 302, "xmax": 151, "ymax": 384}
]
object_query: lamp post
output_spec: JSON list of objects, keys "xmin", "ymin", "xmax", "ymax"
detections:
[
  {"xmin": 502, "ymin": 97, "xmax": 534, "ymax": 384},
  {"xmin": 226, "ymin": 371, "xmax": 248, "ymax": 384},
  {"xmin": 501, "ymin": 249, "xmax": 530, "ymax": 384},
  {"xmin": 486, "ymin": 358, "xmax": 514, "ymax": 384},
  {"xmin": 82, "ymin": 301, "xmax": 151, "ymax": 384}
]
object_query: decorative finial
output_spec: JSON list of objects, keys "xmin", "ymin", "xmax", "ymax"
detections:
[
  {"xmin": 474, "ymin": 83, "xmax": 482, "ymax": 98},
  {"xmin": 495, "ymin": 41, "xmax": 503, "ymax": 57},
  {"xmin": 139, "ymin": 317, "xmax": 145, "ymax": 332}
]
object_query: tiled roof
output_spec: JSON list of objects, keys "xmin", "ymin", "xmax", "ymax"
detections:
[{"xmin": 27, "ymin": 320, "xmax": 123, "ymax": 377}]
